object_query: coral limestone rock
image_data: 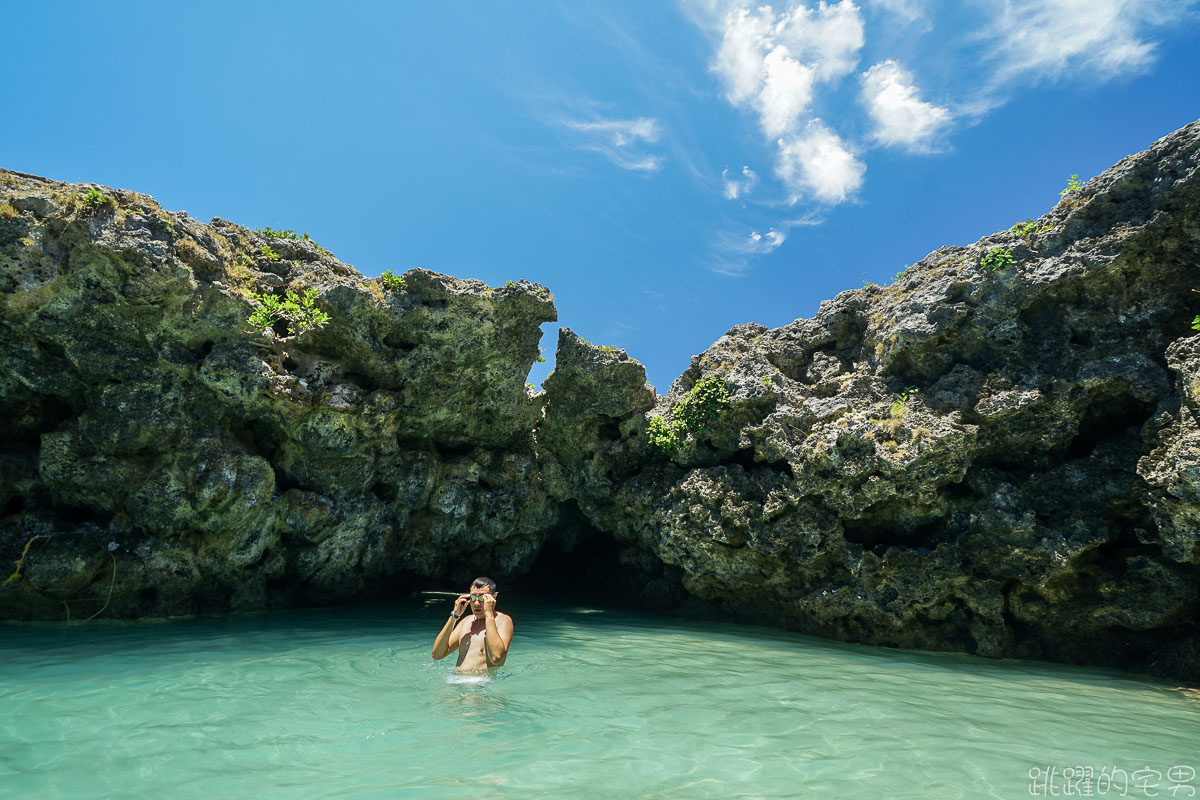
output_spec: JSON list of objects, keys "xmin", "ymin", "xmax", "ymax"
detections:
[{"xmin": 3, "ymin": 118, "xmax": 1200, "ymax": 681}]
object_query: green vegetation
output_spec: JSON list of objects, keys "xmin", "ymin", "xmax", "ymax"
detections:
[
  {"xmin": 227, "ymin": 253, "xmax": 256, "ymax": 291},
  {"xmin": 863, "ymin": 279, "xmax": 879, "ymax": 288},
  {"xmin": 0, "ymin": 202, "xmax": 17, "ymax": 220},
  {"xmin": 1011, "ymin": 218, "xmax": 1053, "ymax": 238},
  {"xmin": 761, "ymin": 374, "xmax": 773, "ymax": 390},
  {"xmin": 505, "ymin": 280, "xmax": 517, "ymax": 288},
  {"xmin": 889, "ymin": 386, "xmax": 919, "ymax": 417},
  {"xmin": 1191, "ymin": 315, "xmax": 1200, "ymax": 332},
  {"xmin": 254, "ymin": 226, "xmax": 313, "ymax": 241},
  {"xmin": 379, "ymin": 269, "xmax": 405, "ymax": 292},
  {"xmin": 536, "ymin": 286, "xmax": 550, "ymax": 299},
  {"xmin": 81, "ymin": 188, "xmax": 112, "ymax": 210},
  {"xmin": 645, "ymin": 375, "xmax": 733, "ymax": 456},
  {"xmin": 645, "ymin": 416, "xmax": 679, "ymax": 455},
  {"xmin": 246, "ymin": 288, "xmax": 329, "ymax": 339},
  {"xmin": 894, "ymin": 265, "xmax": 910, "ymax": 281},
  {"xmin": 980, "ymin": 247, "xmax": 1014, "ymax": 271},
  {"xmin": 260, "ymin": 244, "xmax": 281, "ymax": 261},
  {"xmin": 597, "ymin": 344, "xmax": 618, "ymax": 354},
  {"xmin": 1060, "ymin": 174, "xmax": 1086, "ymax": 197},
  {"xmin": 156, "ymin": 211, "xmax": 176, "ymax": 236}
]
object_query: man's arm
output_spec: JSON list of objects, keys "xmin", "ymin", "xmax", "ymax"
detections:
[
  {"xmin": 480, "ymin": 599, "xmax": 513, "ymax": 662},
  {"xmin": 432, "ymin": 597, "xmax": 468, "ymax": 662}
]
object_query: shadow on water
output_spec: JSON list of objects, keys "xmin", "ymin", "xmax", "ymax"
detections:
[{"xmin": 1, "ymin": 594, "xmax": 1189, "ymax": 698}]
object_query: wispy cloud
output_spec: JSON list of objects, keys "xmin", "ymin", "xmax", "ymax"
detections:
[
  {"xmin": 865, "ymin": 0, "xmax": 929, "ymax": 27},
  {"xmin": 708, "ymin": 1, "xmax": 867, "ymax": 205},
  {"xmin": 861, "ymin": 60, "xmax": 951, "ymax": 151},
  {"xmin": 709, "ymin": 214, "xmax": 822, "ymax": 276},
  {"xmin": 982, "ymin": 0, "xmax": 1190, "ymax": 84},
  {"xmin": 722, "ymin": 165, "xmax": 759, "ymax": 199},
  {"xmin": 559, "ymin": 115, "xmax": 665, "ymax": 172}
]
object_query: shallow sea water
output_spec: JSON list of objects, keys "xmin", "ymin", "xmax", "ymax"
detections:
[{"xmin": 2, "ymin": 598, "xmax": 1197, "ymax": 799}]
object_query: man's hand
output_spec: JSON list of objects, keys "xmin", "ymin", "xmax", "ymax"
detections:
[
  {"xmin": 482, "ymin": 593, "xmax": 496, "ymax": 616},
  {"xmin": 452, "ymin": 595, "xmax": 470, "ymax": 617}
]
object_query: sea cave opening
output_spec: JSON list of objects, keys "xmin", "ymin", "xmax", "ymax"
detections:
[{"xmin": 507, "ymin": 502, "xmax": 680, "ymax": 612}]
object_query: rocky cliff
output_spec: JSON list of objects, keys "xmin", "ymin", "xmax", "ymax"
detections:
[{"xmin": 3, "ymin": 119, "xmax": 1199, "ymax": 681}]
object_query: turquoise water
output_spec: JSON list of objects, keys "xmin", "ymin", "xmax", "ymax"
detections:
[{"xmin": 2, "ymin": 599, "xmax": 1197, "ymax": 799}]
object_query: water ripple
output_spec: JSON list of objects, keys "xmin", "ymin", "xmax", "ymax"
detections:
[{"xmin": 2, "ymin": 603, "xmax": 1196, "ymax": 799}]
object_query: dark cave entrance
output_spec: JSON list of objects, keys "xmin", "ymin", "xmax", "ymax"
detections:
[{"xmin": 508, "ymin": 502, "xmax": 682, "ymax": 611}]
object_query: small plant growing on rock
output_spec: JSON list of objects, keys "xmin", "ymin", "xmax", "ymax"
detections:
[
  {"xmin": 260, "ymin": 244, "xmax": 281, "ymax": 262},
  {"xmin": 246, "ymin": 287, "xmax": 329, "ymax": 339},
  {"xmin": 646, "ymin": 375, "xmax": 733, "ymax": 456},
  {"xmin": 1011, "ymin": 218, "xmax": 1052, "ymax": 238},
  {"xmin": 597, "ymin": 344, "xmax": 618, "ymax": 354},
  {"xmin": 0, "ymin": 202, "xmax": 17, "ymax": 220},
  {"xmin": 255, "ymin": 226, "xmax": 313, "ymax": 241},
  {"xmin": 894, "ymin": 265, "xmax": 910, "ymax": 281},
  {"xmin": 379, "ymin": 269, "xmax": 405, "ymax": 292},
  {"xmin": 889, "ymin": 386, "xmax": 919, "ymax": 417},
  {"xmin": 761, "ymin": 374, "xmax": 773, "ymax": 389},
  {"xmin": 227, "ymin": 253, "xmax": 257, "ymax": 291},
  {"xmin": 646, "ymin": 416, "xmax": 680, "ymax": 455},
  {"xmin": 1060, "ymin": 174, "xmax": 1085, "ymax": 197},
  {"xmin": 980, "ymin": 247, "xmax": 1014, "ymax": 271},
  {"xmin": 81, "ymin": 188, "xmax": 113, "ymax": 210},
  {"xmin": 155, "ymin": 211, "xmax": 176, "ymax": 237}
]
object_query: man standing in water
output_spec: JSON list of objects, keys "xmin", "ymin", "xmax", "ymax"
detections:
[{"xmin": 431, "ymin": 577, "xmax": 514, "ymax": 672}]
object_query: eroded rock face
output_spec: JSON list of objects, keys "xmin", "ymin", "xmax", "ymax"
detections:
[
  {"xmin": 579, "ymin": 119, "xmax": 1200, "ymax": 679},
  {"xmin": 3, "ymin": 118, "xmax": 1200, "ymax": 681},
  {"xmin": 0, "ymin": 175, "xmax": 557, "ymax": 616}
]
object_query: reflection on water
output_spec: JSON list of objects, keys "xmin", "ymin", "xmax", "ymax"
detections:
[{"xmin": 1, "ymin": 599, "xmax": 1197, "ymax": 800}]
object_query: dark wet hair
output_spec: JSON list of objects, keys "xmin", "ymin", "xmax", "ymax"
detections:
[{"xmin": 472, "ymin": 576, "xmax": 497, "ymax": 594}]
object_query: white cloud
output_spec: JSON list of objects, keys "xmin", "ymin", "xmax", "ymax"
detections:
[
  {"xmin": 983, "ymin": 0, "xmax": 1191, "ymax": 83},
  {"xmin": 776, "ymin": 120, "xmax": 865, "ymax": 204},
  {"xmin": 714, "ymin": 5, "xmax": 775, "ymax": 105},
  {"xmin": 774, "ymin": 0, "xmax": 866, "ymax": 81},
  {"xmin": 861, "ymin": 60, "xmax": 952, "ymax": 150},
  {"xmin": 560, "ymin": 116, "xmax": 665, "ymax": 172},
  {"xmin": 722, "ymin": 165, "xmax": 759, "ymax": 199},
  {"xmin": 759, "ymin": 46, "xmax": 817, "ymax": 137},
  {"xmin": 708, "ymin": 1, "xmax": 867, "ymax": 205}
]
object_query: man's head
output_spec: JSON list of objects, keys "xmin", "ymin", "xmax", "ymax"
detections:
[{"xmin": 468, "ymin": 576, "xmax": 498, "ymax": 616}]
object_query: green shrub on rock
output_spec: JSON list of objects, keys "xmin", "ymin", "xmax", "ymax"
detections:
[
  {"xmin": 1060, "ymin": 174, "xmax": 1085, "ymax": 197},
  {"xmin": 246, "ymin": 288, "xmax": 329, "ymax": 339},
  {"xmin": 379, "ymin": 270, "xmax": 405, "ymax": 292},
  {"xmin": 980, "ymin": 247, "xmax": 1014, "ymax": 271},
  {"xmin": 645, "ymin": 375, "xmax": 732, "ymax": 457},
  {"xmin": 254, "ymin": 226, "xmax": 313, "ymax": 241},
  {"xmin": 646, "ymin": 416, "xmax": 680, "ymax": 455},
  {"xmin": 80, "ymin": 188, "xmax": 112, "ymax": 210}
]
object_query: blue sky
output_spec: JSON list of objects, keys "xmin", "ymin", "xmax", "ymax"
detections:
[{"xmin": 3, "ymin": 1, "xmax": 1198, "ymax": 391}]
